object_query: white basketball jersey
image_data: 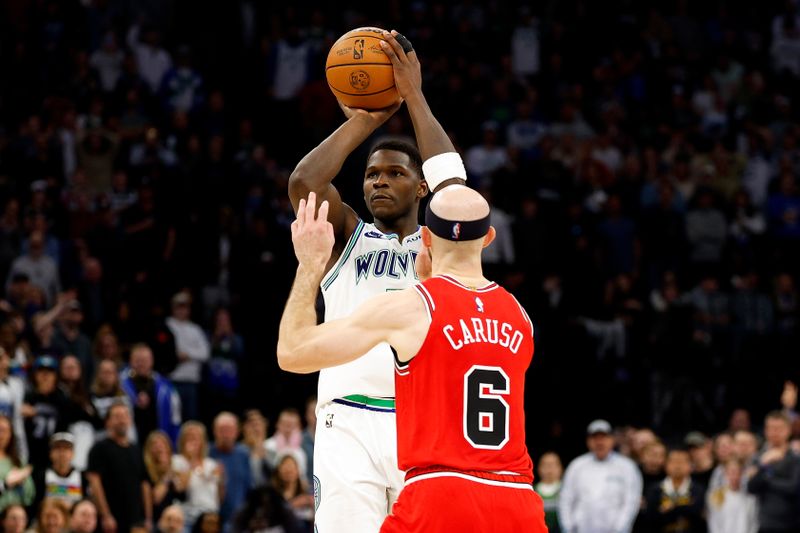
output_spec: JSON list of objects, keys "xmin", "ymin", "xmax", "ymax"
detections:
[{"xmin": 317, "ymin": 220, "xmax": 422, "ymax": 407}]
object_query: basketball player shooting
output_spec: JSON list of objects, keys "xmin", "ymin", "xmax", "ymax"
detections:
[
  {"xmin": 278, "ymin": 186, "xmax": 548, "ymax": 532},
  {"xmin": 283, "ymin": 30, "xmax": 465, "ymax": 531}
]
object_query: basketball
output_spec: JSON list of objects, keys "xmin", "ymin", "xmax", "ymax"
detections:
[{"xmin": 326, "ymin": 27, "xmax": 412, "ymax": 110}]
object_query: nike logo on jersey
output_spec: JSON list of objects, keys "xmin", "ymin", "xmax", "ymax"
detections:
[
  {"xmin": 355, "ymin": 250, "xmax": 419, "ymax": 283},
  {"xmin": 443, "ymin": 318, "xmax": 525, "ymax": 354}
]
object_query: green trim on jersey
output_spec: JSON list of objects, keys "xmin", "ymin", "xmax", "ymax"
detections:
[
  {"xmin": 342, "ymin": 394, "xmax": 396, "ymax": 408},
  {"xmin": 322, "ymin": 219, "xmax": 364, "ymax": 291}
]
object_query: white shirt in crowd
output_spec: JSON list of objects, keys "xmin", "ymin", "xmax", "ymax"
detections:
[
  {"xmin": 0, "ymin": 376, "xmax": 27, "ymax": 463},
  {"xmin": 465, "ymin": 145, "xmax": 509, "ymax": 183},
  {"xmin": 126, "ymin": 25, "xmax": 172, "ymax": 93},
  {"xmin": 171, "ymin": 455, "xmax": 220, "ymax": 522},
  {"xmin": 166, "ymin": 317, "xmax": 211, "ymax": 383},
  {"xmin": 89, "ymin": 47, "xmax": 124, "ymax": 92},
  {"xmin": 559, "ymin": 451, "xmax": 643, "ymax": 533},
  {"xmin": 706, "ymin": 486, "xmax": 758, "ymax": 533},
  {"xmin": 482, "ymin": 206, "xmax": 515, "ymax": 265},
  {"xmin": 511, "ymin": 20, "xmax": 540, "ymax": 77}
]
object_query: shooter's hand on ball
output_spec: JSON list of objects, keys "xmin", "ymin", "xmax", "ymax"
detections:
[
  {"xmin": 338, "ymin": 99, "xmax": 403, "ymax": 127},
  {"xmin": 381, "ymin": 30, "xmax": 422, "ymax": 101},
  {"xmin": 291, "ymin": 192, "xmax": 335, "ymax": 276}
]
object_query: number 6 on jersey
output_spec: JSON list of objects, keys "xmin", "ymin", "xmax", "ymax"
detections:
[{"xmin": 463, "ymin": 365, "xmax": 510, "ymax": 449}]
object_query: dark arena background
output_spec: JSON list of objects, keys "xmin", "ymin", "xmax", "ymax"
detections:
[{"xmin": 1, "ymin": 0, "xmax": 800, "ymax": 532}]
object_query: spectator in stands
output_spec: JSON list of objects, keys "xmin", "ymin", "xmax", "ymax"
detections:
[
  {"xmin": 157, "ymin": 504, "xmax": 184, "ymax": 533},
  {"xmin": 31, "ymin": 498, "xmax": 70, "ymax": 533},
  {"xmin": 241, "ymin": 410, "xmax": 269, "ymax": 489},
  {"xmin": 747, "ymin": 410, "xmax": 800, "ymax": 532},
  {"xmin": 685, "ymin": 188, "xmax": 727, "ymax": 272},
  {"xmin": 172, "ymin": 421, "xmax": 222, "ymax": 531},
  {"xmin": 89, "ymin": 32, "xmax": 124, "ymax": 94},
  {"xmin": 191, "ymin": 512, "xmax": 221, "ymax": 533},
  {"xmin": 559, "ymin": 420, "xmax": 642, "ymax": 533},
  {"xmin": 68, "ymin": 500, "xmax": 97, "ymax": 533},
  {"xmin": 734, "ymin": 430, "xmax": 760, "ymax": 469},
  {"xmin": 644, "ymin": 447, "xmax": 706, "ymax": 532},
  {"xmin": 535, "ymin": 452, "xmax": 563, "ymax": 533},
  {"xmin": 86, "ymin": 401, "xmax": 151, "ymax": 533},
  {"xmin": 159, "ymin": 46, "xmax": 204, "ymax": 114},
  {"xmin": 32, "ymin": 432, "xmax": 87, "ymax": 511},
  {"xmin": 479, "ymin": 187, "xmax": 515, "ymax": 280},
  {"xmin": 707, "ymin": 460, "xmax": 758, "ymax": 533},
  {"xmin": 89, "ymin": 360, "xmax": 131, "ymax": 437},
  {"xmin": 0, "ymin": 349, "xmax": 26, "ymax": 463},
  {"xmin": 166, "ymin": 292, "xmax": 210, "ymax": 422},
  {"xmin": 465, "ymin": 121, "xmax": 510, "ymax": 186},
  {"xmin": 230, "ymin": 484, "xmax": 303, "ymax": 533},
  {"xmin": 265, "ymin": 409, "xmax": 306, "ymax": 475},
  {"xmin": 127, "ymin": 24, "xmax": 172, "ymax": 94},
  {"xmin": 91, "ymin": 326, "xmax": 122, "ymax": 367},
  {"xmin": 23, "ymin": 356, "xmax": 84, "ymax": 467},
  {"xmin": 209, "ymin": 412, "xmax": 250, "ymax": 530},
  {"xmin": 684, "ymin": 432, "xmax": 715, "ymax": 488},
  {"xmin": 58, "ymin": 355, "xmax": 96, "ymax": 467},
  {"xmin": 1, "ymin": 505, "xmax": 26, "ymax": 533},
  {"xmin": 708, "ymin": 432, "xmax": 736, "ymax": 493},
  {"xmin": 144, "ymin": 430, "xmax": 185, "ymax": 524},
  {"xmin": 206, "ymin": 309, "xmax": 243, "ymax": 418},
  {"xmin": 729, "ymin": 409, "xmax": 753, "ymax": 433},
  {"xmin": 270, "ymin": 452, "xmax": 312, "ymax": 529},
  {"xmin": 121, "ymin": 343, "xmax": 182, "ymax": 444},
  {"xmin": 639, "ymin": 440, "xmax": 667, "ymax": 494},
  {"xmin": 51, "ymin": 301, "xmax": 93, "ymax": 382},
  {"xmin": 767, "ymin": 172, "xmax": 800, "ymax": 244},
  {"xmin": 5, "ymin": 232, "xmax": 60, "ymax": 306},
  {"xmin": 0, "ymin": 414, "xmax": 33, "ymax": 513}
]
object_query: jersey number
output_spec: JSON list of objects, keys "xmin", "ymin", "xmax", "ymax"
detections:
[{"xmin": 463, "ymin": 365, "xmax": 510, "ymax": 449}]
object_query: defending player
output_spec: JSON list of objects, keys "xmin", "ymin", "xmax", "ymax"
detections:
[
  {"xmin": 285, "ymin": 31, "xmax": 464, "ymax": 531},
  {"xmin": 278, "ymin": 186, "xmax": 547, "ymax": 532}
]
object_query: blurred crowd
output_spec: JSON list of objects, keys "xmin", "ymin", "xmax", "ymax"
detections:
[
  {"xmin": 1, "ymin": 0, "xmax": 800, "ymax": 531},
  {"xmin": 539, "ymin": 383, "xmax": 800, "ymax": 532}
]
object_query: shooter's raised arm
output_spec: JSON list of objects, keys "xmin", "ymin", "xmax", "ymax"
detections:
[{"xmin": 288, "ymin": 100, "xmax": 401, "ymax": 242}]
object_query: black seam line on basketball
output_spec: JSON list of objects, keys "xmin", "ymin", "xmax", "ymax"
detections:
[
  {"xmin": 328, "ymin": 84, "xmax": 397, "ymax": 97},
  {"xmin": 325, "ymin": 63, "xmax": 394, "ymax": 71}
]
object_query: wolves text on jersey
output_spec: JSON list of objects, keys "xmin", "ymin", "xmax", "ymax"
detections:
[
  {"xmin": 355, "ymin": 249, "xmax": 419, "ymax": 284},
  {"xmin": 443, "ymin": 318, "xmax": 525, "ymax": 354}
]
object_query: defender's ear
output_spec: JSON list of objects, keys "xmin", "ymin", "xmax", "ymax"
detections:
[{"xmin": 481, "ymin": 227, "xmax": 496, "ymax": 249}]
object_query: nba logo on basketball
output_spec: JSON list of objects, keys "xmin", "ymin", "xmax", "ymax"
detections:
[
  {"xmin": 353, "ymin": 39, "xmax": 365, "ymax": 59},
  {"xmin": 452, "ymin": 223, "xmax": 461, "ymax": 240}
]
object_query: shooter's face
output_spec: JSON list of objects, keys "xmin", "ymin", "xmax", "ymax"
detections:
[{"xmin": 364, "ymin": 150, "xmax": 424, "ymax": 223}]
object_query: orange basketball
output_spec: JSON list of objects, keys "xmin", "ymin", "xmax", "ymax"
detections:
[{"xmin": 325, "ymin": 27, "xmax": 411, "ymax": 110}]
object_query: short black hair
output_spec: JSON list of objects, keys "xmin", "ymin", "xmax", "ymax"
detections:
[
  {"xmin": 666, "ymin": 446, "xmax": 691, "ymax": 457},
  {"xmin": 367, "ymin": 139, "xmax": 423, "ymax": 178}
]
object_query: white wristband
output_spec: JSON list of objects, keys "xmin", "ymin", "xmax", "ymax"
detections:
[{"xmin": 422, "ymin": 152, "xmax": 467, "ymax": 192}]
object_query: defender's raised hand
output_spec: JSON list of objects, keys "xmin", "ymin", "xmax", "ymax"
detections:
[
  {"xmin": 291, "ymin": 192, "xmax": 335, "ymax": 274},
  {"xmin": 380, "ymin": 30, "xmax": 422, "ymax": 101}
]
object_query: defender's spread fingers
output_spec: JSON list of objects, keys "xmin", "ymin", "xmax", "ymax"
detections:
[{"xmin": 305, "ymin": 192, "xmax": 317, "ymax": 225}]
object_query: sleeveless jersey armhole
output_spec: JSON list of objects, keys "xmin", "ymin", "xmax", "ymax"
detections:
[
  {"xmin": 510, "ymin": 294, "xmax": 534, "ymax": 337},
  {"xmin": 321, "ymin": 219, "xmax": 364, "ymax": 291}
]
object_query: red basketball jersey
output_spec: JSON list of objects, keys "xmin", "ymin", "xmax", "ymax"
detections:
[{"xmin": 395, "ymin": 275, "xmax": 534, "ymax": 481}]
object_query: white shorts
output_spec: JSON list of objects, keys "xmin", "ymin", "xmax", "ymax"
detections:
[{"xmin": 313, "ymin": 399, "xmax": 404, "ymax": 533}]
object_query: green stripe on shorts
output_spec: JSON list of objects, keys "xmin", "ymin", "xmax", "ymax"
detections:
[{"xmin": 342, "ymin": 394, "xmax": 396, "ymax": 409}]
